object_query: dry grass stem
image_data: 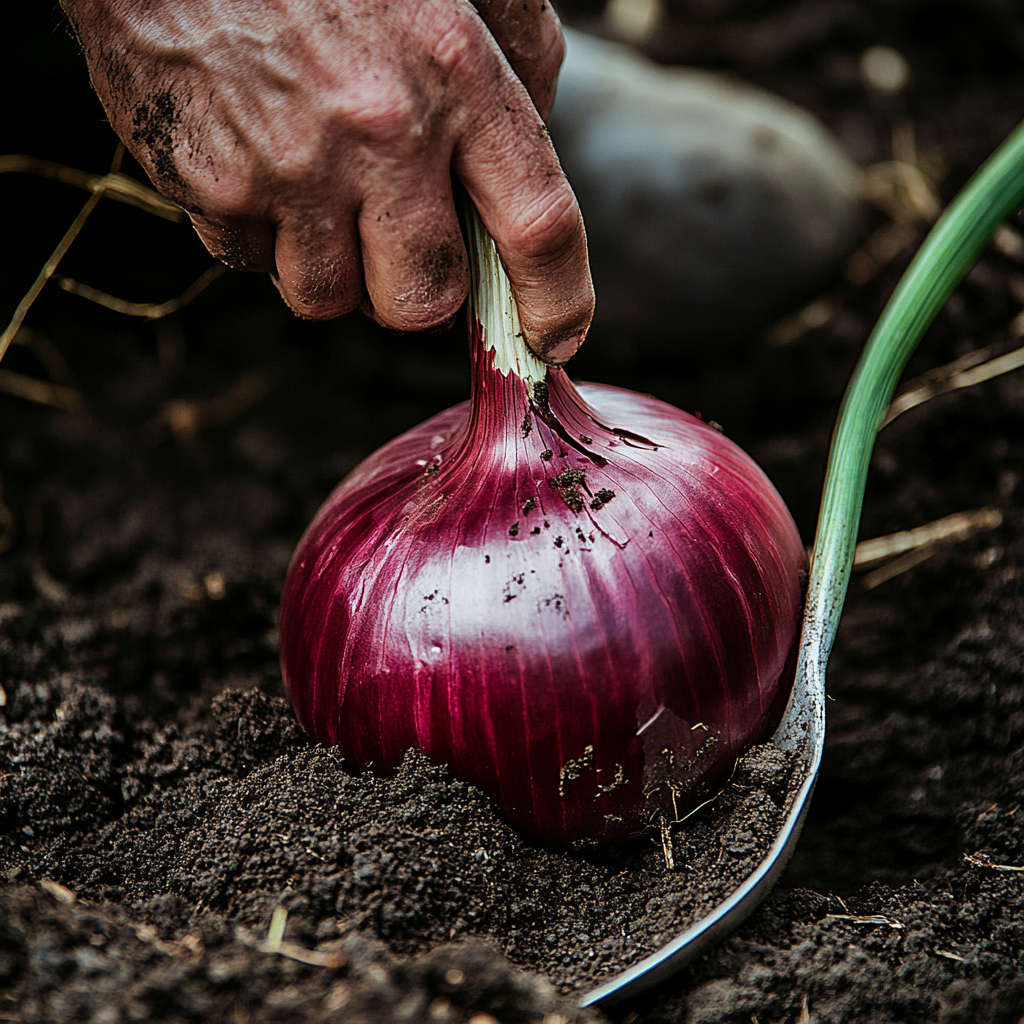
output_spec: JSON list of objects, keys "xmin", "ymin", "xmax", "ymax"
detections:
[
  {"xmin": 58, "ymin": 263, "xmax": 227, "ymax": 320},
  {"xmin": 0, "ymin": 145, "xmax": 125, "ymax": 364},
  {"xmin": 845, "ymin": 151, "xmax": 941, "ymax": 286},
  {"xmin": 31, "ymin": 559, "xmax": 69, "ymax": 604},
  {"xmin": 660, "ymin": 824, "xmax": 676, "ymax": 870},
  {"xmin": 882, "ymin": 340, "xmax": 1024, "ymax": 427},
  {"xmin": 189, "ymin": 368, "xmax": 275, "ymax": 427},
  {"xmin": 0, "ymin": 328, "xmax": 82, "ymax": 411},
  {"xmin": 844, "ymin": 221, "xmax": 920, "ymax": 286},
  {"xmin": 860, "ymin": 544, "xmax": 937, "ymax": 590},
  {"xmin": 825, "ymin": 914, "xmax": 903, "ymax": 929},
  {"xmin": 13, "ymin": 326, "xmax": 78, "ymax": 387},
  {"xmin": 264, "ymin": 907, "xmax": 288, "ymax": 951},
  {"xmin": 963, "ymin": 851, "xmax": 1024, "ymax": 872},
  {"xmin": 132, "ymin": 921, "xmax": 204, "ymax": 962},
  {"xmin": 0, "ymin": 369, "xmax": 83, "ymax": 412},
  {"xmin": 854, "ymin": 507, "xmax": 1003, "ymax": 569},
  {"xmin": 264, "ymin": 942, "xmax": 347, "ymax": 969},
  {"xmin": 0, "ymin": 154, "xmax": 185, "ymax": 223},
  {"xmin": 39, "ymin": 879, "xmax": 77, "ymax": 904},
  {"xmin": 766, "ymin": 296, "xmax": 838, "ymax": 346},
  {"xmin": 255, "ymin": 907, "xmax": 346, "ymax": 968},
  {"xmin": 861, "ymin": 160, "xmax": 941, "ymax": 225},
  {"xmin": 154, "ymin": 367, "xmax": 276, "ymax": 443}
]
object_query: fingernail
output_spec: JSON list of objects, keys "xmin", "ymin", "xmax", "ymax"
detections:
[{"xmin": 538, "ymin": 331, "xmax": 586, "ymax": 365}]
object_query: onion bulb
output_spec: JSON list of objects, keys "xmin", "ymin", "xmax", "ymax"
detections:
[{"xmin": 280, "ymin": 210, "xmax": 806, "ymax": 849}]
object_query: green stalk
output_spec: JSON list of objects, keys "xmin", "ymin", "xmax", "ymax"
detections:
[{"xmin": 810, "ymin": 119, "xmax": 1024, "ymax": 655}]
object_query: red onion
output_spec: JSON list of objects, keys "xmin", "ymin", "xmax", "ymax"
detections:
[{"xmin": 280, "ymin": 212, "xmax": 806, "ymax": 849}]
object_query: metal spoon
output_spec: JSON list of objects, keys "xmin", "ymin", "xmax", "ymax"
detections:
[{"xmin": 578, "ymin": 116, "xmax": 1024, "ymax": 1010}]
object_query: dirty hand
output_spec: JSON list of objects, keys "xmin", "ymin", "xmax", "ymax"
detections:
[{"xmin": 60, "ymin": 0, "xmax": 593, "ymax": 362}]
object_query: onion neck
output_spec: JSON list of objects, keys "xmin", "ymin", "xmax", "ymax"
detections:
[
  {"xmin": 464, "ymin": 204, "xmax": 547, "ymax": 391},
  {"xmin": 460, "ymin": 202, "xmax": 611, "ymax": 466}
]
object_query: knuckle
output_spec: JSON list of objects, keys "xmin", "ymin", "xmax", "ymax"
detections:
[
  {"xmin": 509, "ymin": 184, "xmax": 581, "ymax": 263},
  {"xmin": 379, "ymin": 282, "xmax": 469, "ymax": 333},
  {"xmin": 380, "ymin": 300, "xmax": 462, "ymax": 333},
  {"xmin": 325, "ymin": 80, "xmax": 423, "ymax": 146},
  {"xmin": 292, "ymin": 299, "xmax": 358, "ymax": 321},
  {"xmin": 278, "ymin": 259, "xmax": 362, "ymax": 320},
  {"xmin": 367, "ymin": 230, "xmax": 469, "ymax": 331},
  {"xmin": 429, "ymin": 13, "xmax": 480, "ymax": 76},
  {"xmin": 188, "ymin": 174, "xmax": 262, "ymax": 221},
  {"xmin": 269, "ymin": 143, "xmax": 324, "ymax": 188}
]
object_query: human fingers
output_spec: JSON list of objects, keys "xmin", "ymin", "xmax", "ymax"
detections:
[
  {"xmin": 189, "ymin": 214, "xmax": 276, "ymax": 274},
  {"xmin": 272, "ymin": 208, "xmax": 366, "ymax": 321},
  {"xmin": 456, "ymin": 99, "xmax": 593, "ymax": 363},
  {"xmin": 471, "ymin": 0, "xmax": 565, "ymax": 120},
  {"xmin": 356, "ymin": 171, "xmax": 469, "ymax": 332}
]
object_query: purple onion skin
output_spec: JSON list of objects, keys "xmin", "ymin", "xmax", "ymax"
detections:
[{"xmin": 281, "ymin": 329, "xmax": 806, "ymax": 849}]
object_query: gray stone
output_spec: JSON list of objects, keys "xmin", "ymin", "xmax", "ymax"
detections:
[{"xmin": 550, "ymin": 29, "xmax": 860, "ymax": 347}]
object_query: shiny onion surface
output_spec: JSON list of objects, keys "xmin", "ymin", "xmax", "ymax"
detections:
[{"xmin": 281, "ymin": 305, "xmax": 805, "ymax": 847}]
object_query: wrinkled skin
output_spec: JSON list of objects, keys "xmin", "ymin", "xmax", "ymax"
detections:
[{"xmin": 60, "ymin": 0, "xmax": 594, "ymax": 362}]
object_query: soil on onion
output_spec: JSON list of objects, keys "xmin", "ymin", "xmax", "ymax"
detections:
[{"xmin": 3, "ymin": 2, "xmax": 1024, "ymax": 1022}]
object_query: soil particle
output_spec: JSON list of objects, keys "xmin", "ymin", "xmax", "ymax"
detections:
[
  {"xmin": 549, "ymin": 468, "xmax": 588, "ymax": 512},
  {"xmin": 416, "ymin": 239, "xmax": 465, "ymax": 298},
  {"xmin": 130, "ymin": 89, "xmax": 188, "ymax": 196},
  {"xmin": 208, "ymin": 224, "xmax": 269, "ymax": 272}
]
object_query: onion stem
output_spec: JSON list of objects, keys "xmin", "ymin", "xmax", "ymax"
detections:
[
  {"xmin": 464, "ymin": 202, "xmax": 547, "ymax": 387},
  {"xmin": 809, "ymin": 118, "xmax": 1024, "ymax": 657}
]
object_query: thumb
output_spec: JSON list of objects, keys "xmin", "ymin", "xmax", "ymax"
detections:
[{"xmin": 456, "ymin": 106, "xmax": 593, "ymax": 363}]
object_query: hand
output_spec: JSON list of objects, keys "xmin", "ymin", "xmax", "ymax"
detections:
[{"xmin": 61, "ymin": 0, "xmax": 594, "ymax": 362}]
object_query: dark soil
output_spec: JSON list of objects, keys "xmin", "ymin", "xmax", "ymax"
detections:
[
  {"xmin": 3, "ymin": 2, "xmax": 1024, "ymax": 1022},
  {"xmin": 0, "ymin": 671, "xmax": 805, "ymax": 998}
]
